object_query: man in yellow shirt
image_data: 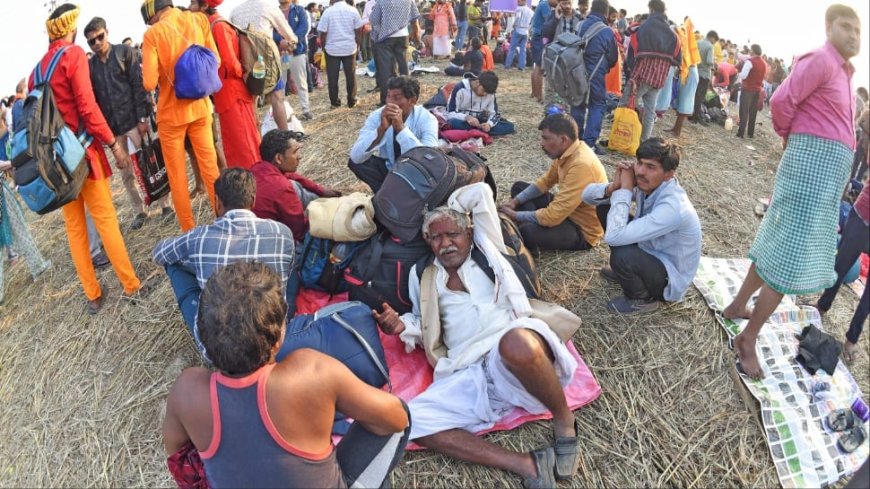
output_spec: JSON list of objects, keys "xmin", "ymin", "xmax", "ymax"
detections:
[
  {"xmin": 499, "ymin": 114, "xmax": 607, "ymax": 251},
  {"xmin": 140, "ymin": 0, "xmax": 221, "ymax": 232}
]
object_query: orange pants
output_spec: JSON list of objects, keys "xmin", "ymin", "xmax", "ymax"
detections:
[
  {"xmin": 62, "ymin": 177, "xmax": 140, "ymax": 301},
  {"xmin": 160, "ymin": 115, "xmax": 220, "ymax": 231}
]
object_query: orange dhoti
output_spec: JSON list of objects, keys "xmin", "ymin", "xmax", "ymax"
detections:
[
  {"xmin": 215, "ymin": 79, "xmax": 261, "ymax": 169},
  {"xmin": 62, "ymin": 175, "xmax": 140, "ymax": 301},
  {"xmin": 160, "ymin": 114, "xmax": 220, "ymax": 232},
  {"xmin": 606, "ymin": 52, "xmax": 623, "ymax": 96}
]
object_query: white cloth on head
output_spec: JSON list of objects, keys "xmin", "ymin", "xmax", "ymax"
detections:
[{"xmin": 447, "ymin": 182, "xmax": 532, "ymax": 317}]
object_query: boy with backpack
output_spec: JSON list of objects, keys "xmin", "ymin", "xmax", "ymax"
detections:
[
  {"xmin": 29, "ymin": 3, "xmax": 144, "ymax": 314},
  {"xmin": 85, "ymin": 16, "xmax": 174, "ymax": 230},
  {"xmin": 140, "ymin": 0, "xmax": 222, "ymax": 232}
]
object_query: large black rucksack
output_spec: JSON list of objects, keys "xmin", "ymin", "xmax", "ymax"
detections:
[
  {"xmin": 542, "ymin": 22, "xmax": 609, "ymax": 107},
  {"xmin": 414, "ymin": 214, "xmax": 542, "ymax": 299},
  {"xmin": 9, "ymin": 47, "xmax": 91, "ymax": 215},
  {"xmin": 372, "ymin": 146, "xmax": 491, "ymax": 244},
  {"xmin": 344, "ymin": 230, "xmax": 432, "ymax": 315}
]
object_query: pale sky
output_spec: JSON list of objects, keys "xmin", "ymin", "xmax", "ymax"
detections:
[{"xmin": 1, "ymin": 0, "xmax": 868, "ymax": 98}]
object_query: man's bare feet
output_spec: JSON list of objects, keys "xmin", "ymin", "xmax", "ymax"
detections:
[
  {"xmin": 723, "ymin": 301, "xmax": 752, "ymax": 320},
  {"xmin": 842, "ymin": 340, "xmax": 858, "ymax": 364},
  {"xmin": 734, "ymin": 333, "xmax": 764, "ymax": 379}
]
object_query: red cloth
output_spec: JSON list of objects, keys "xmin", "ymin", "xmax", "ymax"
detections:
[
  {"xmin": 167, "ymin": 441, "xmax": 210, "ymax": 489},
  {"xmin": 250, "ymin": 161, "xmax": 324, "ymax": 241},
  {"xmin": 742, "ymin": 55, "xmax": 767, "ymax": 92},
  {"xmin": 439, "ymin": 129, "xmax": 493, "ymax": 145},
  {"xmin": 630, "ymin": 56, "xmax": 672, "ymax": 89},
  {"xmin": 29, "ymin": 40, "xmax": 114, "ymax": 180},
  {"xmin": 294, "ymin": 288, "xmax": 350, "ymax": 315},
  {"xmin": 209, "ymin": 14, "xmax": 261, "ymax": 169}
]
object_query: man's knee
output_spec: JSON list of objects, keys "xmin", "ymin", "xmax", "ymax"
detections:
[
  {"xmin": 510, "ymin": 181, "xmax": 529, "ymax": 198},
  {"xmin": 498, "ymin": 328, "xmax": 548, "ymax": 368},
  {"xmin": 609, "ymin": 245, "xmax": 635, "ymax": 272}
]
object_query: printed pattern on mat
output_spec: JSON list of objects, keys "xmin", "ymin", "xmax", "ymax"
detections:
[{"xmin": 693, "ymin": 257, "xmax": 869, "ymax": 488}]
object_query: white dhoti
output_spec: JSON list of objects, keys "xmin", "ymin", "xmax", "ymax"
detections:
[
  {"xmin": 408, "ymin": 320, "xmax": 576, "ymax": 440},
  {"xmin": 433, "ymin": 35, "xmax": 452, "ymax": 56}
]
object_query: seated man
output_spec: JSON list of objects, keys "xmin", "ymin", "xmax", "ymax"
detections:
[
  {"xmin": 444, "ymin": 36, "xmax": 485, "ymax": 76},
  {"xmin": 445, "ymin": 71, "xmax": 515, "ymax": 136},
  {"xmin": 348, "ymin": 76, "xmax": 439, "ymax": 192},
  {"xmin": 162, "ymin": 262, "xmax": 410, "ymax": 488},
  {"xmin": 153, "ymin": 168, "xmax": 295, "ymax": 342},
  {"xmin": 582, "ymin": 137, "xmax": 702, "ymax": 314},
  {"xmin": 250, "ymin": 129, "xmax": 340, "ymax": 242},
  {"xmin": 499, "ymin": 114, "xmax": 607, "ymax": 252},
  {"xmin": 374, "ymin": 207, "xmax": 580, "ymax": 489}
]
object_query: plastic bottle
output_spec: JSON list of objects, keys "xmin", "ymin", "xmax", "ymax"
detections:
[
  {"xmin": 724, "ymin": 117, "xmax": 733, "ymax": 131},
  {"xmin": 253, "ymin": 55, "xmax": 266, "ymax": 79},
  {"xmin": 281, "ymin": 52, "xmax": 292, "ymax": 70}
]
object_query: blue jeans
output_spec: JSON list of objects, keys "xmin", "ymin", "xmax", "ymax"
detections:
[
  {"xmin": 571, "ymin": 73, "xmax": 608, "ymax": 147},
  {"xmin": 620, "ymin": 81, "xmax": 662, "ymax": 141},
  {"xmin": 448, "ymin": 118, "xmax": 516, "ymax": 136},
  {"xmin": 530, "ymin": 35, "xmax": 544, "ymax": 66},
  {"xmin": 505, "ymin": 32, "xmax": 528, "ymax": 70},
  {"xmin": 454, "ymin": 20, "xmax": 469, "ymax": 50}
]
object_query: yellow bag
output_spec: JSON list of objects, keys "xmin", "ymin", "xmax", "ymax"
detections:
[
  {"xmin": 608, "ymin": 85, "xmax": 641, "ymax": 156},
  {"xmin": 608, "ymin": 107, "xmax": 641, "ymax": 155}
]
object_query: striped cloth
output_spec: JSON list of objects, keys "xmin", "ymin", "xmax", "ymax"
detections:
[
  {"xmin": 630, "ymin": 56, "xmax": 672, "ymax": 89},
  {"xmin": 748, "ymin": 134, "xmax": 853, "ymax": 295}
]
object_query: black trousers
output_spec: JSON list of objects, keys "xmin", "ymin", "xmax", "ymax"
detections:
[
  {"xmin": 325, "ymin": 51, "xmax": 357, "ymax": 107},
  {"xmin": 816, "ymin": 207, "xmax": 869, "ymax": 344},
  {"xmin": 374, "ymin": 36, "xmax": 410, "ymax": 105},
  {"xmin": 737, "ymin": 90, "xmax": 761, "ymax": 137},
  {"xmin": 595, "ymin": 203, "xmax": 668, "ymax": 301},
  {"xmin": 510, "ymin": 181, "xmax": 590, "ymax": 252},
  {"xmin": 692, "ymin": 76, "xmax": 711, "ymax": 121},
  {"xmin": 337, "ymin": 401, "xmax": 411, "ymax": 488},
  {"xmin": 348, "ymin": 156, "xmax": 390, "ymax": 193}
]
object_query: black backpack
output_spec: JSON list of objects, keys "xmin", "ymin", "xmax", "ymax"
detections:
[
  {"xmin": 9, "ymin": 46, "xmax": 91, "ymax": 215},
  {"xmin": 372, "ymin": 146, "xmax": 491, "ymax": 244},
  {"xmin": 414, "ymin": 214, "xmax": 542, "ymax": 299},
  {"xmin": 345, "ymin": 230, "xmax": 432, "ymax": 314}
]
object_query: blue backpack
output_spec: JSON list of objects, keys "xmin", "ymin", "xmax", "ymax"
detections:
[
  {"xmin": 174, "ymin": 44, "xmax": 222, "ymax": 99},
  {"xmin": 276, "ymin": 301, "xmax": 390, "ymax": 389},
  {"xmin": 10, "ymin": 47, "xmax": 92, "ymax": 214},
  {"xmin": 298, "ymin": 234, "xmax": 362, "ymax": 295}
]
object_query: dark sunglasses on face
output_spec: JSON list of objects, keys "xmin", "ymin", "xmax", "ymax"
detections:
[{"xmin": 87, "ymin": 32, "xmax": 106, "ymax": 46}]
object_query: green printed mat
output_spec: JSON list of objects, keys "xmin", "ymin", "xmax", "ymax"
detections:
[{"xmin": 693, "ymin": 257, "xmax": 869, "ymax": 488}]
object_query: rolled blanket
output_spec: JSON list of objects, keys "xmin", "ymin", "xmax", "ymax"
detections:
[{"xmin": 307, "ymin": 193, "xmax": 377, "ymax": 242}]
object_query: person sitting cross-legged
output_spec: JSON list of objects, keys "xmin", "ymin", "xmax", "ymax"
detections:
[
  {"xmin": 373, "ymin": 207, "xmax": 581, "ymax": 489},
  {"xmin": 499, "ymin": 114, "xmax": 607, "ymax": 252},
  {"xmin": 581, "ymin": 137, "xmax": 702, "ymax": 314},
  {"xmin": 250, "ymin": 129, "xmax": 341, "ymax": 243},
  {"xmin": 445, "ymin": 71, "xmax": 515, "ymax": 136},
  {"xmin": 153, "ymin": 168, "xmax": 296, "ymax": 348},
  {"xmin": 162, "ymin": 261, "xmax": 411, "ymax": 488},
  {"xmin": 348, "ymin": 76, "xmax": 439, "ymax": 192}
]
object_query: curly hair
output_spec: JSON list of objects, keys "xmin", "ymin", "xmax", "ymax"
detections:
[{"xmin": 197, "ymin": 262, "xmax": 288, "ymax": 375}]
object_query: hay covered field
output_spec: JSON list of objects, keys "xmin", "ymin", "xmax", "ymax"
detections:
[{"xmin": 0, "ymin": 65, "xmax": 867, "ymax": 488}]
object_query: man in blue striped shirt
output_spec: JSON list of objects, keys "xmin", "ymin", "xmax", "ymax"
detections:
[{"xmin": 154, "ymin": 168, "xmax": 296, "ymax": 333}]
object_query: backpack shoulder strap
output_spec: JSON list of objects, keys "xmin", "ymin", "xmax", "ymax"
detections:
[
  {"xmin": 33, "ymin": 46, "xmax": 70, "ymax": 88},
  {"xmin": 580, "ymin": 21, "xmax": 608, "ymax": 44},
  {"xmin": 470, "ymin": 247, "xmax": 496, "ymax": 283}
]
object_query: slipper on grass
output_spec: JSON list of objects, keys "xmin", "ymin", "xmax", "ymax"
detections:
[{"xmin": 826, "ymin": 408, "xmax": 858, "ymax": 432}]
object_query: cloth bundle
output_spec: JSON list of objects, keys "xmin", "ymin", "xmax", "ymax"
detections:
[
  {"xmin": 795, "ymin": 324, "xmax": 842, "ymax": 376},
  {"xmin": 307, "ymin": 193, "xmax": 377, "ymax": 242}
]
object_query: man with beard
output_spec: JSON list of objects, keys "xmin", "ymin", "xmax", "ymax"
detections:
[{"xmin": 499, "ymin": 114, "xmax": 607, "ymax": 252}]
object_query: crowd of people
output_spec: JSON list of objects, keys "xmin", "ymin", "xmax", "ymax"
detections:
[{"xmin": 0, "ymin": 0, "xmax": 868, "ymax": 487}]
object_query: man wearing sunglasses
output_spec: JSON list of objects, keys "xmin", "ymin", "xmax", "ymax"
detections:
[{"xmin": 85, "ymin": 17, "xmax": 174, "ymax": 231}]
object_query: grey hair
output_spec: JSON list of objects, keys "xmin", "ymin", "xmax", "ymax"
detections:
[{"xmin": 421, "ymin": 207, "xmax": 471, "ymax": 238}]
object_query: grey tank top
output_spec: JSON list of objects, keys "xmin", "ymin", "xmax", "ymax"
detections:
[{"xmin": 200, "ymin": 364, "xmax": 346, "ymax": 488}]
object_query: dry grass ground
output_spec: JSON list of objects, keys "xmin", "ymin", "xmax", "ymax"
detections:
[{"xmin": 0, "ymin": 61, "xmax": 867, "ymax": 488}]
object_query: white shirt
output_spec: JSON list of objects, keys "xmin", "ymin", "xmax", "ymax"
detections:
[
  {"xmin": 231, "ymin": 0, "xmax": 297, "ymax": 41},
  {"xmin": 317, "ymin": 2, "xmax": 365, "ymax": 57},
  {"xmin": 401, "ymin": 257, "xmax": 521, "ymax": 377},
  {"xmin": 512, "ymin": 5, "xmax": 534, "ymax": 36}
]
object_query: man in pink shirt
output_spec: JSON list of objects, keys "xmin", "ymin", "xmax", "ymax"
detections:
[{"xmin": 723, "ymin": 4, "xmax": 862, "ymax": 379}]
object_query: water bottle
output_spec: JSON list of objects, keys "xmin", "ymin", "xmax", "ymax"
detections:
[
  {"xmin": 281, "ymin": 53, "xmax": 292, "ymax": 70},
  {"xmin": 253, "ymin": 55, "xmax": 266, "ymax": 79}
]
